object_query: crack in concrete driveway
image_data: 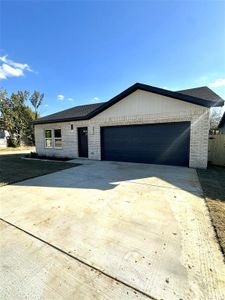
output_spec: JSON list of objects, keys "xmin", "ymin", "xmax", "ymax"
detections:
[{"xmin": 0, "ymin": 218, "xmax": 157, "ymax": 300}]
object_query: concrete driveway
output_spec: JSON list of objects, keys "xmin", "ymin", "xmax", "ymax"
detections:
[{"xmin": 0, "ymin": 160, "xmax": 225, "ymax": 300}]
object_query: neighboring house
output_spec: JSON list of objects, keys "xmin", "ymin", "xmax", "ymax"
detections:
[
  {"xmin": 0, "ymin": 119, "xmax": 8, "ymax": 148},
  {"xmin": 218, "ymin": 113, "xmax": 225, "ymax": 133},
  {"xmin": 33, "ymin": 83, "xmax": 224, "ymax": 169},
  {"xmin": 0, "ymin": 129, "xmax": 7, "ymax": 148}
]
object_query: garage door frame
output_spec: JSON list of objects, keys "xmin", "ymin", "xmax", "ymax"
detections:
[{"xmin": 100, "ymin": 121, "xmax": 191, "ymax": 166}]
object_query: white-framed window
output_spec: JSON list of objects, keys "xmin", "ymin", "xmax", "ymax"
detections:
[
  {"xmin": 54, "ymin": 128, "xmax": 62, "ymax": 148},
  {"xmin": 44, "ymin": 129, "xmax": 52, "ymax": 148}
]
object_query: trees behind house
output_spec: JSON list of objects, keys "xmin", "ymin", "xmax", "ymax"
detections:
[
  {"xmin": 30, "ymin": 91, "xmax": 44, "ymax": 119},
  {"xmin": 210, "ymin": 107, "xmax": 223, "ymax": 133},
  {"xmin": 0, "ymin": 89, "xmax": 44, "ymax": 146}
]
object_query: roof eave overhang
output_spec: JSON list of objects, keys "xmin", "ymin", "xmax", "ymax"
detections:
[{"xmin": 31, "ymin": 116, "xmax": 89, "ymax": 125}]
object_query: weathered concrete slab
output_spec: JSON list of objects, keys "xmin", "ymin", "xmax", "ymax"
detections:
[
  {"xmin": 0, "ymin": 221, "xmax": 148, "ymax": 300},
  {"xmin": 1, "ymin": 161, "xmax": 225, "ymax": 300}
]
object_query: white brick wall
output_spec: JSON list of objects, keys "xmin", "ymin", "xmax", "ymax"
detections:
[{"xmin": 35, "ymin": 91, "xmax": 210, "ymax": 169}]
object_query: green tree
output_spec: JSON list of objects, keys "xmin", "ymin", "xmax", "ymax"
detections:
[
  {"xmin": 30, "ymin": 90, "xmax": 44, "ymax": 119},
  {"xmin": 0, "ymin": 90, "xmax": 36, "ymax": 146},
  {"xmin": 210, "ymin": 107, "xmax": 223, "ymax": 132}
]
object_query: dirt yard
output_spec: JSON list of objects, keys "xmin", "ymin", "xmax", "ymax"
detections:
[
  {"xmin": 197, "ymin": 165, "xmax": 225, "ymax": 256},
  {"xmin": 0, "ymin": 153, "xmax": 79, "ymax": 186},
  {"xmin": 0, "ymin": 146, "xmax": 35, "ymax": 153}
]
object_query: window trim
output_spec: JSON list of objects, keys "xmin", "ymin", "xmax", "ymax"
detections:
[{"xmin": 44, "ymin": 128, "xmax": 62, "ymax": 149}]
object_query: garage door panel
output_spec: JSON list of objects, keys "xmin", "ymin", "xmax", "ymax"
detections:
[{"xmin": 101, "ymin": 122, "xmax": 190, "ymax": 166}]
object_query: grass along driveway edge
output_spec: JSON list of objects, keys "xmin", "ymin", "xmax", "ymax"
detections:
[{"xmin": 197, "ymin": 166, "xmax": 225, "ymax": 257}]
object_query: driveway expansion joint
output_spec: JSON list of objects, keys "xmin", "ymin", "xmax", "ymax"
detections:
[{"xmin": 0, "ymin": 217, "xmax": 158, "ymax": 300}]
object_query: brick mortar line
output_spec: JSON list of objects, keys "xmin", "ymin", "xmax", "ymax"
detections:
[{"xmin": 0, "ymin": 218, "xmax": 158, "ymax": 300}]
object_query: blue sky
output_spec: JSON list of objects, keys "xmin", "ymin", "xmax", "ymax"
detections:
[{"xmin": 0, "ymin": 0, "xmax": 225, "ymax": 116}]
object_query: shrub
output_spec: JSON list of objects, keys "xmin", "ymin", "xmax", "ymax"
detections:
[{"xmin": 25, "ymin": 152, "xmax": 72, "ymax": 161}]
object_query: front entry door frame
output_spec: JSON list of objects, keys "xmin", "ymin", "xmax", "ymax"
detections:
[{"xmin": 78, "ymin": 127, "xmax": 88, "ymax": 158}]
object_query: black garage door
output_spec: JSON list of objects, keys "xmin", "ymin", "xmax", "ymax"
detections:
[{"xmin": 101, "ymin": 122, "xmax": 190, "ymax": 166}]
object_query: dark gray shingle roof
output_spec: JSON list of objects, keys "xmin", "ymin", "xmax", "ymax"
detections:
[
  {"xmin": 177, "ymin": 86, "xmax": 223, "ymax": 104},
  {"xmin": 33, "ymin": 102, "xmax": 105, "ymax": 124},
  {"xmin": 33, "ymin": 83, "xmax": 224, "ymax": 125}
]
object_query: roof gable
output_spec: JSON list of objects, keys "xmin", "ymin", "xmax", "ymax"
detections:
[
  {"xmin": 87, "ymin": 83, "xmax": 224, "ymax": 120},
  {"xmin": 92, "ymin": 89, "xmax": 206, "ymax": 120},
  {"xmin": 32, "ymin": 83, "xmax": 224, "ymax": 125}
]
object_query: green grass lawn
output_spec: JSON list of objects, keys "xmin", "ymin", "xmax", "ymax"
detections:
[{"xmin": 0, "ymin": 153, "xmax": 79, "ymax": 186}]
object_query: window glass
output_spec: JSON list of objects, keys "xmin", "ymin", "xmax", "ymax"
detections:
[
  {"xmin": 45, "ymin": 129, "xmax": 52, "ymax": 138},
  {"xmin": 54, "ymin": 129, "xmax": 62, "ymax": 148},
  {"xmin": 54, "ymin": 129, "xmax": 61, "ymax": 138},
  {"xmin": 55, "ymin": 139, "xmax": 62, "ymax": 148},
  {"xmin": 45, "ymin": 139, "xmax": 52, "ymax": 148},
  {"xmin": 45, "ymin": 129, "xmax": 52, "ymax": 148},
  {"xmin": 0, "ymin": 129, "xmax": 4, "ymax": 138}
]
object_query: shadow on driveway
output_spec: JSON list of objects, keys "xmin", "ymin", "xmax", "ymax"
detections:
[{"xmin": 12, "ymin": 159, "xmax": 203, "ymax": 196}]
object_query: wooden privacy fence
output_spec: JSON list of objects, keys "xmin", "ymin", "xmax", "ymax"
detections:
[{"xmin": 208, "ymin": 134, "xmax": 225, "ymax": 166}]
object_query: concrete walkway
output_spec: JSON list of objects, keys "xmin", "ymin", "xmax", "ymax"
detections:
[{"xmin": 0, "ymin": 160, "xmax": 225, "ymax": 300}]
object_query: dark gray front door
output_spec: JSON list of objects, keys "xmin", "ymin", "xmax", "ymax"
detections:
[
  {"xmin": 101, "ymin": 122, "xmax": 190, "ymax": 166},
  {"xmin": 78, "ymin": 127, "xmax": 88, "ymax": 157}
]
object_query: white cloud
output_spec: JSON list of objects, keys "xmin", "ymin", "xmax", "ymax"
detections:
[
  {"xmin": 210, "ymin": 78, "xmax": 225, "ymax": 88},
  {"xmin": 0, "ymin": 69, "xmax": 6, "ymax": 79},
  {"xmin": 44, "ymin": 104, "xmax": 49, "ymax": 107},
  {"xmin": 91, "ymin": 96, "xmax": 101, "ymax": 103},
  {"xmin": 0, "ymin": 55, "xmax": 33, "ymax": 72},
  {"xmin": 57, "ymin": 95, "xmax": 74, "ymax": 101},
  {"xmin": 0, "ymin": 55, "xmax": 33, "ymax": 80},
  {"xmin": 0, "ymin": 63, "xmax": 23, "ymax": 77},
  {"xmin": 57, "ymin": 94, "xmax": 64, "ymax": 101}
]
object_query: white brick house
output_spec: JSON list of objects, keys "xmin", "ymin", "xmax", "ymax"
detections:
[{"xmin": 33, "ymin": 83, "xmax": 224, "ymax": 169}]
